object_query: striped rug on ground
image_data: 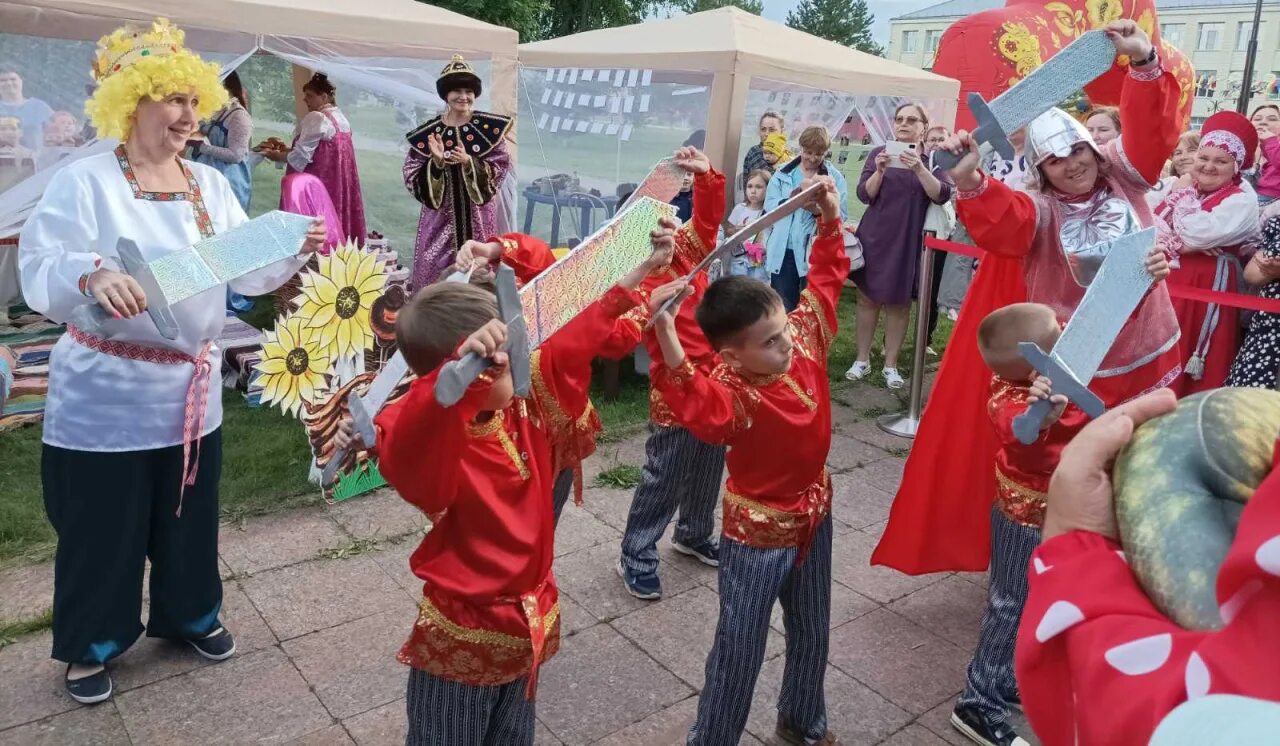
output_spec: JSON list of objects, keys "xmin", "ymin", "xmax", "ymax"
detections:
[{"xmin": 0, "ymin": 307, "xmax": 63, "ymax": 431}]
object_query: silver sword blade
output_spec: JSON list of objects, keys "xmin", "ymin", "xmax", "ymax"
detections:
[
  {"xmin": 1045, "ymin": 227, "xmax": 1157, "ymax": 383},
  {"xmin": 646, "ymin": 182, "xmax": 825, "ymax": 327},
  {"xmin": 352, "ymin": 352, "xmax": 410, "ymax": 438},
  {"xmin": 984, "ymin": 30, "xmax": 1116, "ymax": 135}
]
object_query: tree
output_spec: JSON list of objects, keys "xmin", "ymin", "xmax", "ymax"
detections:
[
  {"xmin": 538, "ymin": 0, "xmax": 668, "ymax": 40},
  {"xmin": 427, "ymin": 0, "xmax": 549, "ymax": 42},
  {"xmin": 671, "ymin": 0, "xmax": 764, "ymax": 13},
  {"xmin": 786, "ymin": 0, "xmax": 884, "ymax": 56}
]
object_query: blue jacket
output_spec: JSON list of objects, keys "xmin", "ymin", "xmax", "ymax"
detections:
[{"xmin": 763, "ymin": 157, "xmax": 847, "ymax": 277}]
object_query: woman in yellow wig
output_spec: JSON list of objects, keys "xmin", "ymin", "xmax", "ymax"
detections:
[{"xmin": 18, "ymin": 18, "xmax": 326, "ymax": 705}]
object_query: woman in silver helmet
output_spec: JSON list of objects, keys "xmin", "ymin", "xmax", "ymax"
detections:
[
  {"xmin": 939, "ymin": 20, "xmax": 1179, "ymax": 407},
  {"xmin": 880, "ymin": 19, "xmax": 1180, "ymax": 746}
]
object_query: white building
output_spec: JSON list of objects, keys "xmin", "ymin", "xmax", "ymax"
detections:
[{"xmin": 887, "ymin": 0, "xmax": 1280, "ymax": 127}]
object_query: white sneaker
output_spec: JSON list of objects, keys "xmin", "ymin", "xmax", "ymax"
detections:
[
  {"xmin": 947, "ymin": 308, "xmax": 959, "ymax": 321},
  {"xmin": 844, "ymin": 360, "xmax": 871, "ymax": 381},
  {"xmin": 883, "ymin": 367, "xmax": 905, "ymax": 389},
  {"xmin": 926, "ymin": 346, "xmax": 938, "ymax": 357}
]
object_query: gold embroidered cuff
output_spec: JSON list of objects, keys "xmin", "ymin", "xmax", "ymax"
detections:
[
  {"xmin": 599, "ymin": 285, "xmax": 639, "ymax": 319},
  {"xmin": 663, "ymin": 357, "xmax": 698, "ymax": 386}
]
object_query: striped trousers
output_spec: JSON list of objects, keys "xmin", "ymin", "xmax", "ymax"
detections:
[
  {"xmin": 405, "ymin": 668, "xmax": 535, "ymax": 746},
  {"xmin": 551, "ymin": 467, "xmax": 574, "ymax": 526},
  {"xmin": 956, "ymin": 507, "xmax": 1041, "ymax": 724},
  {"xmin": 688, "ymin": 517, "xmax": 834, "ymax": 746},
  {"xmin": 620, "ymin": 424, "xmax": 725, "ymax": 575}
]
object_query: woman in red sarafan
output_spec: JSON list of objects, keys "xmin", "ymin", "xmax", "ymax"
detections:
[
  {"xmin": 1152, "ymin": 112, "xmax": 1260, "ymax": 396},
  {"xmin": 873, "ymin": 19, "xmax": 1181, "ymax": 575}
]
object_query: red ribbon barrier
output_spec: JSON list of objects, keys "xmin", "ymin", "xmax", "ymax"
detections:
[{"xmin": 924, "ymin": 236, "xmax": 1280, "ymax": 315}]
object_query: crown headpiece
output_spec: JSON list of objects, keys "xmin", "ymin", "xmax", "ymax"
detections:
[
  {"xmin": 438, "ymin": 54, "xmax": 476, "ymax": 80},
  {"xmin": 91, "ymin": 18, "xmax": 185, "ymax": 83}
]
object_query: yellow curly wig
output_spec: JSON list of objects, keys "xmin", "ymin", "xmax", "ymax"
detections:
[{"xmin": 84, "ymin": 19, "xmax": 227, "ymax": 141}]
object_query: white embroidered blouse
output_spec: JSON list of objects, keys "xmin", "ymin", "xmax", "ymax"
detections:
[{"xmin": 19, "ymin": 148, "xmax": 304, "ymax": 451}]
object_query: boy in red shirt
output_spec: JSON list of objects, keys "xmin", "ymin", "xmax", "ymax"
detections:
[
  {"xmin": 617, "ymin": 148, "xmax": 728, "ymax": 600},
  {"xmin": 450, "ymin": 231, "xmax": 644, "ymax": 523},
  {"xmin": 337, "ymin": 225, "xmax": 675, "ymax": 744},
  {"xmin": 951, "ymin": 302, "xmax": 1088, "ymax": 746},
  {"xmin": 453, "ymin": 147, "xmax": 718, "ymax": 534},
  {"xmin": 646, "ymin": 176, "xmax": 845, "ymax": 745}
]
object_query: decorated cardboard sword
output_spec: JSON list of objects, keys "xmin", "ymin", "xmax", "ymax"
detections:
[
  {"xmin": 79, "ymin": 211, "xmax": 314, "ymax": 340},
  {"xmin": 617, "ymin": 157, "xmax": 683, "ymax": 213},
  {"xmin": 437, "ymin": 196, "xmax": 677, "ymax": 406},
  {"xmin": 645, "ymin": 181, "xmax": 824, "ymax": 328},
  {"xmin": 319, "ymin": 197, "xmax": 677, "ymax": 485},
  {"xmin": 932, "ymin": 30, "xmax": 1116, "ymax": 171},
  {"xmin": 1011, "ymin": 227, "xmax": 1158, "ymax": 444}
]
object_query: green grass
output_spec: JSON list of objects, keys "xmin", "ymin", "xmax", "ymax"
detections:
[
  {"xmin": 595, "ymin": 464, "xmax": 643, "ymax": 489},
  {"xmin": 0, "ymin": 607, "xmax": 53, "ymax": 648},
  {"xmin": 329, "ymin": 462, "xmax": 388, "ymax": 502}
]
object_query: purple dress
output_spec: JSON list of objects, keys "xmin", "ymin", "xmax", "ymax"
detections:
[
  {"xmin": 404, "ymin": 112, "xmax": 513, "ymax": 288},
  {"xmin": 287, "ymin": 109, "xmax": 366, "ymax": 246},
  {"xmin": 852, "ymin": 145, "xmax": 952, "ymax": 305}
]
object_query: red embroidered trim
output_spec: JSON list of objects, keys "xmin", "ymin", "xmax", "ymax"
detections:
[
  {"xmin": 957, "ymin": 174, "xmax": 989, "ymax": 200},
  {"xmin": 1128, "ymin": 59, "xmax": 1164, "ymax": 82},
  {"xmin": 113, "ymin": 145, "xmax": 215, "ymax": 239}
]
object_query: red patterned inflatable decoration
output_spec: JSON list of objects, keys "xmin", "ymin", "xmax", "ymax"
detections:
[
  {"xmin": 932, "ymin": 7, "xmax": 1065, "ymax": 130},
  {"xmin": 1160, "ymin": 41, "xmax": 1196, "ymax": 130},
  {"xmin": 932, "ymin": 0, "xmax": 1194, "ymax": 130}
]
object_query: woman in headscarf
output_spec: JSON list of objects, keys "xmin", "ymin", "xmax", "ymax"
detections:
[
  {"xmin": 1152, "ymin": 112, "xmax": 1259, "ymax": 395},
  {"xmin": 19, "ymin": 18, "xmax": 326, "ymax": 704},
  {"xmin": 404, "ymin": 55, "xmax": 512, "ymax": 288}
]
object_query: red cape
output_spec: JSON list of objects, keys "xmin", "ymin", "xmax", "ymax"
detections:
[{"xmin": 871, "ymin": 252, "xmax": 1027, "ymax": 574}]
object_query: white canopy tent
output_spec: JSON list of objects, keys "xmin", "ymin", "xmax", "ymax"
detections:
[
  {"xmin": 0, "ymin": 0, "xmax": 518, "ymax": 247},
  {"xmin": 517, "ymin": 7, "xmax": 960, "ymax": 209}
]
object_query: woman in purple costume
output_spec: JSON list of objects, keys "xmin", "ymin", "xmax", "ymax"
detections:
[
  {"xmin": 847, "ymin": 103, "xmax": 952, "ymax": 390},
  {"xmin": 404, "ymin": 55, "xmax": 512, "ymax": 288},
  {"xmin": 261, "ymin": 73, "xmax": 367, "ymax": 245}
]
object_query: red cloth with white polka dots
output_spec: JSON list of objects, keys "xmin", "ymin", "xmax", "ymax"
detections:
[{"xmin": 1015, "ymin": 456, "xmax": 1280, "ymax": 745}]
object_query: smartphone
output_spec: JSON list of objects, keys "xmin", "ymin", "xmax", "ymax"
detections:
[{"xmin": 884, "ymin": 140, "xmax": 916, "ymax": 168}]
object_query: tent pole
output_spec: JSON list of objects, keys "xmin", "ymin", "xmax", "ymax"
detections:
[{"xmin": 291, "ymin": 64, "xmax": 312, "ymax": 124}]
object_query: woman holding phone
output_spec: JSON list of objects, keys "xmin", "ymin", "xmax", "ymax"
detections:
[{"xmin": 847, "ymin": 103, "xmax": 952, "ymax": 389}]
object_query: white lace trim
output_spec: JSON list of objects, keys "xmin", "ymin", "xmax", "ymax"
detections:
[{"xmin": 1201, "ymin": 131, "xmax": 1247, "ymax": 171}]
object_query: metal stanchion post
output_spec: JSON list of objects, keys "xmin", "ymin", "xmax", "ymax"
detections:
[{"xmin": 877, "ymin": 230, "xmax": 936, "ymax": 439}]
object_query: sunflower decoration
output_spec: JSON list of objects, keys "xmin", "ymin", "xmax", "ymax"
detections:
[
  {"xmin": 292, "ymin": 241, "xmax": 388, "ymax": 363},
  {"xmin": 253, "ymin": 314, "xmax": 331, "ymax": 417}
]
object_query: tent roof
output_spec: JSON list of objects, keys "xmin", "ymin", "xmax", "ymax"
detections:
[
  {"xmin": 1, "ymin": 0, "xmax": 518, "ymax": 57},
  {"xmin": 519, "ymin": 7, "xmax": 958, "ymax": 101}
]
